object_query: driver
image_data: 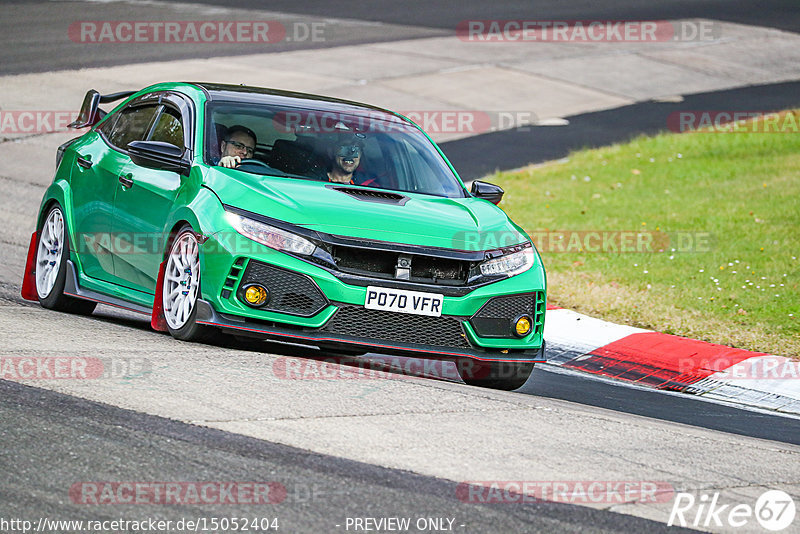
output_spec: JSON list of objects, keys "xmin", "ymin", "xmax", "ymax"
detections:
[
  {"xmin": 218, "ymin": 125, "xmax": 257, "ymax": 168},
  {"xmin": 326, "ymin": 138, "xmax": 376, "ymax": 186}
]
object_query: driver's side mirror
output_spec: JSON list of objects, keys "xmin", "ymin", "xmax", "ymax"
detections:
[
  {"xmin": 127, "ymin": 140, "xmax": 191, "ymax": 176},
  {"xmin": 471, "ymin": 180, "xmax": 504, "ymax": 205}
]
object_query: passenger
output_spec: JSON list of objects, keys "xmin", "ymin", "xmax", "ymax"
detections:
[{"xmin": 217, "ymin": 125, "xmax": 257, "ymax": 168}]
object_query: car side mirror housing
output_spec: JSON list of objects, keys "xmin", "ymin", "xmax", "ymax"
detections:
[
  {"xmin": 127, "ymin": 140, "xmax": 191, "ymax": 176},
  {"xmin": 471, "ymin": 180, "xmax": 504, "ymax": 205}
]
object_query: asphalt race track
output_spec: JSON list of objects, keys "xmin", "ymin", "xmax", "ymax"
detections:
[
  {"xmin": 0, "ymin": 379, "xmax": 693, "ymax": 533},
  {"xmin": 443, "ymin": 81, "xmax": 800, "ymax": 179},
  {"xmin": 2, "ymin": 1, "xmax": 799, "ymax": 532},
  {"xmin": 4, "ymin": 0, "xmax": 800, "ymax": 73}
]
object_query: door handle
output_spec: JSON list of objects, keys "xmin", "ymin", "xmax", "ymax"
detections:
[
  {"xmin": 76, "ymin": 156, "xmax": 93, "ymax": 169},
  {"xmin": 118, "ymin": 174, "xmax": 134, "ymax": 188}
]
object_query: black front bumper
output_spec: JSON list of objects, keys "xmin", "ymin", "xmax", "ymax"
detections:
[{"xmin": 194, "ymin": 299, "xmax": 546, "ymax": 363}]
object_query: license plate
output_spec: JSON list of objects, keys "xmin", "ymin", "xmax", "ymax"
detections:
[{"xmin": 364, "ymin": 286, "xmax": 444, "ymax": 317}]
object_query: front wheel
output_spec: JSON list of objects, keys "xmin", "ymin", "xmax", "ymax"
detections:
[
  {"xmin": 162, "ymin": 225, "xmax": 214, "ymax": 342},
  {"xmin": 35, "ymin": 204, "xmax": 96, "ymax": 315},
  {"xmin": 457, "ymin": 359, "xmax": 535, "ymax": 390}
]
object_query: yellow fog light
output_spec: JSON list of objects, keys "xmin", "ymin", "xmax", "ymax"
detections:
[
  {"xmin": 243, "ymin": 284, "xmax": 269, "ymax": 307},
  {"xmin": 514, "ymin": 315, "xmax": 532, "ymax": 337}
]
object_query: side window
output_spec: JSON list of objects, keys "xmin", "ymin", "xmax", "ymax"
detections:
[
  {"xmin": 107, "ymin": 104, "xmax": 158, "ymax": 150},
  {"xmin": 96, "ymin": 114, "xmax": 117, "ymax": 139},
  {"xmin": 149, "ymin": 107, "xmax": 184, "ymax": 148}
]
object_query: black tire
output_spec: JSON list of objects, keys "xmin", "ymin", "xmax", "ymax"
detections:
[
  {"xmin": 162, "ymin": 225, "xmax": 215, "ymax": 343},
  {"xmin": 457, "ymin": 359, "xmax": 535, "ymax": 390},
  {"xmin": 35, "ymin": 204, "xmax": 97, "ymax": 315},
  {"xmin": 166, "ymin": 302, "xmax": 215, "ymax": 342}
]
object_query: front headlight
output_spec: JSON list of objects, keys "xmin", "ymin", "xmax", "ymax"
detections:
[
  {"xmin": 479, "ymin": 244, "xmax": 535, "ymax": 277},
  {"xmin": 226, "ymin": 211, "xmax": 316, "ymax": 256}
]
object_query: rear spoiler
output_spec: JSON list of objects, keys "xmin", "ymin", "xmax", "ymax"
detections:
[{"xmin": 68, "ymin": 89, "xmax": 137, "ymax": 129}]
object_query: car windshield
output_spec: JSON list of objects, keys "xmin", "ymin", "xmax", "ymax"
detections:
[{"xmin": 205, "ymin": 102, "xmax": 467, "ymax": 198}]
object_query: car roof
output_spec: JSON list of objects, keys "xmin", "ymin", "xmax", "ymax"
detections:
[{"xmin": 189, "ymin": 82, "xmax": 405, "ymax": 120}]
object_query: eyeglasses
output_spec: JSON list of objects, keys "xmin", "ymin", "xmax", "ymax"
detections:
[{"xmin": 226, "ymin": 140, "xmax": 255, "ymax": 156}]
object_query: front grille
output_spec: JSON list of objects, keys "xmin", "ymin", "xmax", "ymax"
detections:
[
  {"xmin": 323, "ymin": 305, "xmax": 470, "ymax": 348},
  {"xmin": 238, "ymin": 260, "xmax": 328, "ymax": 317},
  {"xmin": 470, "ymin": 292, "xmax": 545, "ymax": 338},
  {"xmin": 410, "ymin": 255, "xmax": 465, "ymax": 280},
  {"xmin": 331, "ymin": 246, "xmax": 471, "ymax": 284},
  {"xmin": 334, "ymin": 247, "xmax": 396, "ymax": 276}
]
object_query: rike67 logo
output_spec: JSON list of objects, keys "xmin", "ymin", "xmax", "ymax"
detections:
[{"xmin": 668, "ymin": 490, "xmax": 796, "ymax": 531}]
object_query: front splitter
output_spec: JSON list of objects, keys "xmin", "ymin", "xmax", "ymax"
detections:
[{"xmin": 194, "ymin": 299, "xmax": 546, "ymax": 364}]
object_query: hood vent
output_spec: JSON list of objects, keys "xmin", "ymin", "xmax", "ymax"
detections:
[{"xmin": 330, "ymin": 186, "xmax": 409, "ymax": 205}]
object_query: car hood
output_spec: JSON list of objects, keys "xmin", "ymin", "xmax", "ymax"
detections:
[{"xmin": 205, "ymin": 169, "xmax": 528, "ymax": 250}]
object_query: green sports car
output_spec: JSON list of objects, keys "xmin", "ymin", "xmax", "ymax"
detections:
[{"xmin": 21, "ymin": 82, "xmax": 546, "ymax": 390}]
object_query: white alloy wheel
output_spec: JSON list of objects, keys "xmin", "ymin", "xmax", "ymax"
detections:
[
  {"xmin": 36, "ymin": 207, "xmax": 65, "ymax": 299},
  {"xmin": 163, "ymin": 230, "xmax": 201, "ymax": 330}
]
